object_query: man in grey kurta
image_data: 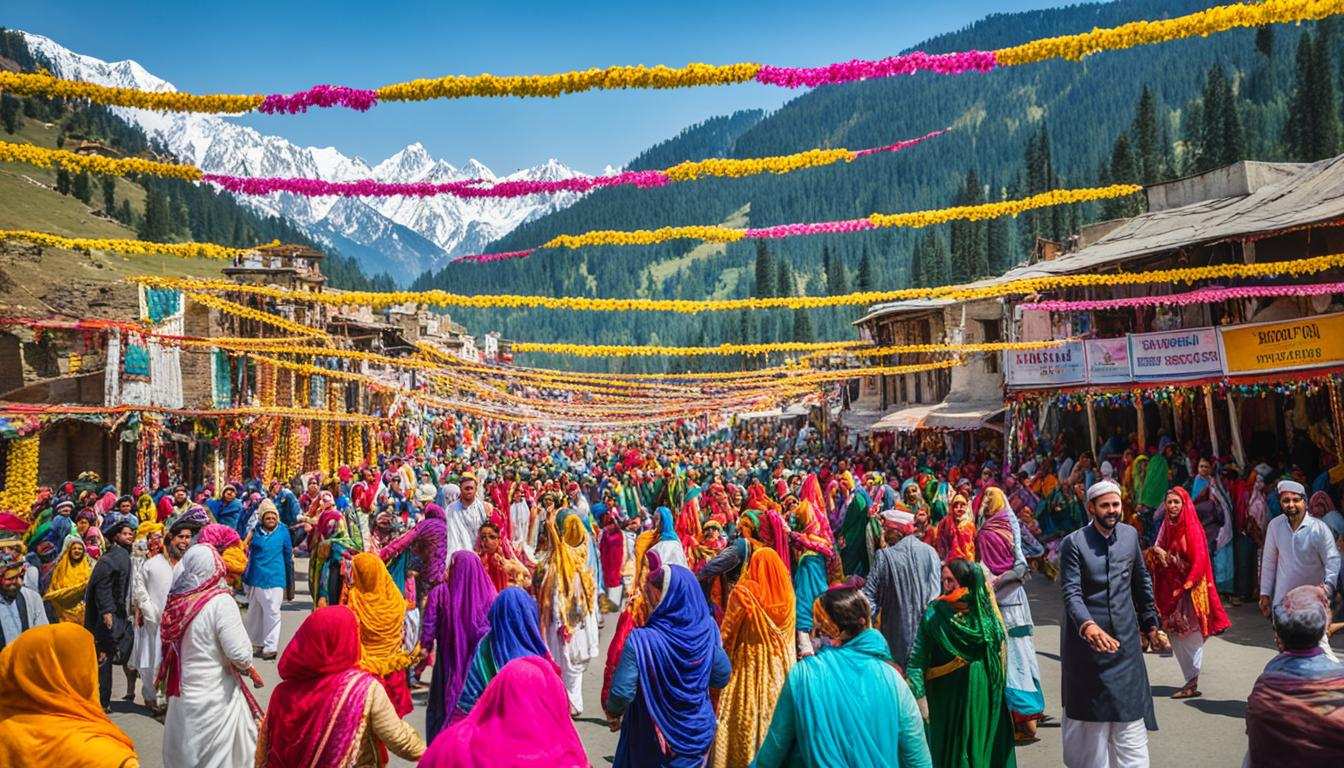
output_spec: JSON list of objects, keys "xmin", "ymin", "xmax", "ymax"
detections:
[
  {"xmin": 1058, "ymin": 480, "xmax": 1166, "ymax": 768},
  {"xmin": 862, "ymin": 510, "xmax": 940, "ymax": 667}
]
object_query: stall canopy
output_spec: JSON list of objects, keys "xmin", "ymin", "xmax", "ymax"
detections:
[
  {"xmin": 872, "ymin": 403, "xmax": 941, "ymax": 433},
  {"xmin": 841, "ymin": 409, "xmax": 883, "ymax": 433},
  {"xmin": 921, "ymin": 399, "xmax": 1006, "ymax": 432}
]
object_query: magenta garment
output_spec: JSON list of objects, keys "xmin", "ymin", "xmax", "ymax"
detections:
[
  {"xmin": 419, "ymin": 656, "xmax": 589, "ymax": 768},
  {"xmin": 422, "ymin": 551, "xmax": 496, "ymax": 737}
]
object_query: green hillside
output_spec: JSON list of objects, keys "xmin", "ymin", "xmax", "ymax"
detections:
[{"xmin": 415, "ymin": 0, "xmax": 1321, "ymax": 372}]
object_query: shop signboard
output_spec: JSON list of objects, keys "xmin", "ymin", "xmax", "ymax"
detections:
[
  {"xmin": 1085, "ymin": 337, "xmax": 1132, "ymax": 384},
  {"xmin": 1127, "ymin": 327, "xmax": 1222, "ymax": 381},
  {"xmin": 1219, "ymin": 311, "xmax": 1344, "ymax": 375},
  {"xmin": 1006, "ymin": 340, "xmax": 1087, "ymax": 387}
]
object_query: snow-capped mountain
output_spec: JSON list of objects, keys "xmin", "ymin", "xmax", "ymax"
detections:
[{"xmin": 19, "ymin": 31, "xmax": 587, "ymax": 281}]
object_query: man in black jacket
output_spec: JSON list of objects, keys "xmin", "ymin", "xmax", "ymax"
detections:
[
  {"xmin": 84, "ymin": 519, "xmax": 134, "ymax": 709},
  {"xmin": 1058, "ymin": 480, "xmax": 1169, "ymax": 767}
]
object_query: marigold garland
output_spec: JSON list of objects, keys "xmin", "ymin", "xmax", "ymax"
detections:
[
  {"xmin": 458, "ymin": 184, "xmax": 1140, "ymax": 262},
  {"xmin": 0, "ymin": 230, "xmax": 256, "ymax": 260},
  {"xmin": 510, "ymin": 339, "xmax": 867, "ymax": 358},
  {"xmin": 5, "ymin": 1, "xmax": 1336, "ymax": 112},
  {"xmin": 136, "ymin": 248, "xmax": 1344, "ymax": 315},
  {"xmin": 187, "ymin": 293, "xmax": 333, "ymax": 340},
  {"xmin": 0, "ymin": 141, "xmax": 204, "ymax": 181},
  {"xmin": 0, "ymin": 435, "xmax": 40, "ymax": 518}
]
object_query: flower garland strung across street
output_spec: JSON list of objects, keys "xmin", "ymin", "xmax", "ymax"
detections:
[
  {"xmin": 3, "ymin": 1, "xmax": 1335, "ymax": 111},
  {"xmin": 455, "ymin": 184, "xmax": 1142, "ymax": 263},
  {"xmin": 509, "ymin": 339, "xmax": 870, "ymax": 358},
  {"xmin": 813, "ymin": 338, "xmax": 1073, "ymax": 359},
  {"xmin": 1021, "ymin": 281, "xmax": 1344, "ymax": 312},
  {"xmin": 0, "ymin": 131, "xmax": 944, "ymax": 199},
  {"xmin": 0, "ymin": 230, "xmax": 257, "ymax": 260},
  {"xmin": 136, "ymin": 248, "xmax": 1344, "ymax": 315},
  {"xmin": 186, "ymin": 293, "xmax": 334, "ymax": 340},
  {"xmin": 0, "ymin": 435, "xmax": 40, "ymax": 517}
]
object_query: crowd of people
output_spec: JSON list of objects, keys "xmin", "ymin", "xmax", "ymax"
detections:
[{"xmin": 0, "ymin": 417, "xmax": 1341, "ymax": 767}]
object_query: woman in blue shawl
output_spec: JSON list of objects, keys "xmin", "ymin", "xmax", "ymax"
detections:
[
  {"xmin": 650, "ymin": 506, "xmax": 688, "ymax": 569},
  {"xmin": 605, "ymin": 564, "xmax": 731, "ymax": 767},
  {"xmin": 456, "ymin": 587, "xmax": 557, "ymax": 715}
]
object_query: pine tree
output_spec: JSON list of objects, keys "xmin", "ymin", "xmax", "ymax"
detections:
[
  {"xmin": 55, "ymin": 167, "xmax": 71, "ymax": 195},
  {"xmin": 753, "ymin": 240, "xmax": 775, "ymax": 298},
  {"xmin": 1131, "ymin": 86, "xmax": 1163, "ymax": 183},
  {"xmin": 1288, "ymin": 34, "xmax": 1314, "ymax": 159},
  {"xmin": 792, "ymin": 308, "xmax": 814, "ymax": 342},
  {"xmin": 1221, "ymin": 76, "xmax": 1245, "ymax": 165},
  {"xmin": 856, "ymin": 246, "xmax": 874, "ymax": 291},
  {"xmin": 139, "ymin": 188, "xmax": 173, "ymax": 241},
  {"xmin": 1198, "ymin": 66, "xmax": 1228, "ymax": 172},
  {"xmin": 824, "ymin": 245, "xmax": 848, "ymax": 295},
  {"xmin": 949, "ymin": 169, "xmax": 987, "ymax": 281},
  {"xmin": 776, "ymin": 258, "xmax": 794, "ymax": 298},
  {"xmin": 116, "ymin": 199, "xmax": 133, "ymax": 225},
  {"xmin": 0, "ymin": 95, "xmax": 19, "ymax": 134},
  {"xmin": 1104, "ymin": 134, "xmax": 1142, "ymax": 219},
  {"xmin": 986, "ymin": 187, "xmax": 1013, "ymax": 272},
  {"xmin": 1255, "ymin": 25, "xmax": 1274, "ymax": 58},
  {"xmin": 912, "ymin": 230, "xmax": 948, "ymax": 288},
  {"xmin": 1310, "ymin": 30, "xmax": 1341, "ymax": 159},
  {"xmin": 100, "ymin": 175, "xmax": 115, "ymax": 213}
]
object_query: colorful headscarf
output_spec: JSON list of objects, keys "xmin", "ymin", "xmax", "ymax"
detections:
[
  {"xmin": 536, "ymin": 515, "xmax": 596, "ymax": 632},
  {"xmin": 157, "ymin": 544, "xmax": 229, "ymax": 697},
  {"xmin": 346, "ymin": 552, "xmax": 413, "ymax": 676}
]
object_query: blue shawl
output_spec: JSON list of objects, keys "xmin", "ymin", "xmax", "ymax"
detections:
[
  {"xmin": 620, "ymin": 565, "xmax": 719, "ymax": 762},
  {"xmin": 656, "ymin": 506, "xmax": 678, "ymax": 542},
  {"xmin": 456, "ymin": 587, "xmax": 553, "ymax": 714}
]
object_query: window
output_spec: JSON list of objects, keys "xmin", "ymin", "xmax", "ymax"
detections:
[{"xmin": 979, "ymin": 318, "xmax": 1002, "ymax": 373}]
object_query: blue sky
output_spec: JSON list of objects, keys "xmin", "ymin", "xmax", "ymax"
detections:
[{"xmin": 9, "ymin": 1, "xmax": 1066, "ymax": 174}]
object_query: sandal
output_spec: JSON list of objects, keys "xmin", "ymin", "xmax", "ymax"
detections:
[{"xmin": 1171, "ymin": 686, "xmax": 1201, "ymax": 699}]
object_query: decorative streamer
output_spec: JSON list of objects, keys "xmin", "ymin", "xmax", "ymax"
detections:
[
  {"xmin": 1022, "ymin": 281, "xmax": 1344, "ymax": 312},
  {"xmin": 0, "ymin": 230, "xmax": 258, "ymax": 260},
  {"xmin": 205, "ymin": 131, "xmax": 942, "ymax": 198},
  {"xmin": 1, "ymin": 1, "xmax": 1332, "ymax": 112},
  {"xmin": 0, "ymin": 402, "xmax": 383, "ymax": 424},
  {"xmin": 135, "ymin": 249, "xmax": 1344, "ymax": 314},
  {"xmin": 185, "ymin": 293, "xmax": 334, "ymax": 339},
  {"xmin": 0, "ymin": 141, "xmax": 204, "ymax": 180},
  {"xmin": 454, "ymin": 184, "xmax": 1141, "ymax": 263},
  {"xmin": 509, "ymin": 339, "xmax": 869, "ymax": 358}
]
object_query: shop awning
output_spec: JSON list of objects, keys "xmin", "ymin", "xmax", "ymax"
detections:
[
  {"xmin": 840, "ymin": 409, "xmax": 883, "ymax": 433},
  {"xmin": 922, "ymin": 400, "xmax": 1006, "ymax": 432},
  {"xmin": 871, "ymin": 403, "xmax": 941, "ymax": 433}
]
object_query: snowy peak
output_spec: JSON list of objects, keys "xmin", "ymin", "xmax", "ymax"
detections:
[{"xmin": 16, "ymin": 30, "xmax": 587, "ymax": 281}]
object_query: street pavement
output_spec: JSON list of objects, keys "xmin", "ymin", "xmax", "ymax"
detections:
[{"xmin": 108, "ymin": 559, "xmax": 1334, "ymax": 767}]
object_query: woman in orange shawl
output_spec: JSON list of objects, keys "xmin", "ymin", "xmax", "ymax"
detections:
[
  {"xmin": 711, "ymin": 547, "xmax": 796, "ymax": 768},
  {"xmin": 0, "ymin": 623, "xmax": 138, "ymax": 768},
  {"xmin": 935, "ymin": 493, "xmax": 976, "ymax": 562},
  {"xmin": 44, "ymin": 538, "xmax": 92, "ymax": 623},
  {"xmin": 602, "ymin": 529, "xmax": 659, "ymax": 705},
  {"xmin": 346, "ymin": 551, "xmax": 415, "ymax": 716}
]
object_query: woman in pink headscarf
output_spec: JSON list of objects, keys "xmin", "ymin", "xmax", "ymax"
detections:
[{"xmin": 420, "ymin": 655, "xmax": 587, "ymax": 768}]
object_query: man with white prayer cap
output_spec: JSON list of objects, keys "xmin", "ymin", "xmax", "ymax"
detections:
[
  {"xmin": 862, "ymin": 506, "xmax": 940, "ymax": 667},
  {"xmin": 1259, "ymin": 478, "xmax": 1340, "ymax": 661},
  {"xmin": 1057, "ymin": 479, "xmax": 1167, "ymax": 767}
]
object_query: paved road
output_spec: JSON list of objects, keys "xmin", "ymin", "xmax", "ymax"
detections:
[{"xmin": 109, "ymin": 561, "xmax": 1334, "ymax": 767}]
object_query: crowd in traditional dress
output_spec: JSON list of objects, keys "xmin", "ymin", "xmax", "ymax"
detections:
[{"xmin": 0, "ymin": 418, "xmax": 1341, "ymax": 767}]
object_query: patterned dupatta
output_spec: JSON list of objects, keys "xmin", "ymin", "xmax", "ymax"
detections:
[{"xmin": 156, "ymin": 544, "xmax": 228, "ymax": 697}]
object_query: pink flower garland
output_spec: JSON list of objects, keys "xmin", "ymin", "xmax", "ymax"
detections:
[
  {"xmin": 754, "ymin": 50, "xmax": 997, "ymax": 88},
  {"xmin": 745, "ymin": 219, "xmax": 875, "ymax": 239},
  {"xmin": 453, "ymin": 249, "xmax": 535, "ymax": 265},
  {"xmin": 258, "ymin": 85, "xmax": 379, "ymax": 114},
  {"xmin": 1024, "ymin": 282, "xmax": 1344, "ymax": 312},
  {"xmin": 202, "ymin": 131, "xmax": 942, "ymax": 200}
]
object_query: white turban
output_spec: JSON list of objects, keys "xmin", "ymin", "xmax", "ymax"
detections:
[
  {"xmin": 1277, "ymin": 480, "xmax": 1306, "ymax": 498},
  {"xmin": 1085, "ymin": 480, "xmax": 1123, "ymax": 502}
]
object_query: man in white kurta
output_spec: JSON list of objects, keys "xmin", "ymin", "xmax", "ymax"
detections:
[
  {"xmin": 1259, "ymin": 480, "xmax": 1341, "ymax": 661},
  {"xmin": 444, "ymin": 475, "xmax": 490, "ymax": 556},
  {"xmin": 162, "ymin": 545, "xmax": 259, "ymax": 768},
  {"xmin": 131, "ymin": 547, "xmax": 175, "ymax": 710}
]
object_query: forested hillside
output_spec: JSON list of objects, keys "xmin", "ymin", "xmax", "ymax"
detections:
[
  {"xmin": 415, "ymin": 0, "xmax": 1336, "ymax": 372},
  {"xmin": 0, "ymin": 29, "xmax": 392, "ymax": 294}
]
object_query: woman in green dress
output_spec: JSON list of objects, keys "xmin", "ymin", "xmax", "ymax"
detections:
[{"xmin": 907, "ymin": 558, "xmax": 1016, "ymax": 768}]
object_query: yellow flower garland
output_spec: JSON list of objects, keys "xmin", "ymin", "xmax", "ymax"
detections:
[
  {"xmin": 0, "ymin": 435, "xmax": 40, "ymax": 518},
  {"xmin": 0, "ymin": 141, "xmax": 203, "ymax": 181},
  {"xmin": 5, "ymin": 1, "xmax": 1337, "ymax": 110},
  {"xmin": 186, "ymin": 293, "xmax": 334, "ymax": 340},
  {"xmin": 664, "ymin": 148, "xmax": 855, "ymax": 181},
  {"xmin": 1, "ymin": 230, "xmax": 255, "ymax": 260},
  {"xmin": 136, "ymin": 249, "xmax": 1344, "ymax": 314},
  {"xmin": 509, "ymin": 339, "xmax": 868, "ymax": 358}
]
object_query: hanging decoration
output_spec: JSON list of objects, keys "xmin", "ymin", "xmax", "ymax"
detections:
[
  {"xmin": 0, "ymin": 435, "xmax": 40, "ymax": 517},
  {"xmin": 186, "ymin": 293, "xmax": 334, "ymax": 340},
  {"xmin": 1, "ymin": 1, "xmax": 1332, "ymax": 112},
  {"xmin": 454, "ymin": 184, "xmax": 1141, "ymax": 263},
  {"xmin": 0, "ymin": 230, "xmax": 258, "ymax": 260},
  {"xmin": 135, "ymin": 249, "xmax": 1344, "ymax": 315},
  {"xmin": 0, "ymin": 131, "xmax": 943, "ymax": 199},
  {"xmin": 1022, "ymin": 281, "xmax": 1344, "ymax": 312},
  {"xmin": 508, "ymin": 339, "xmax": 870, "ymax": 357}
]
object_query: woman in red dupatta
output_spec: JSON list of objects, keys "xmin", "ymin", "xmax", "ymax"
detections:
[
  {"xmin": 935, "ymin": 493, "xmax": 976, "ymax": 562},
  {"xmin": 258, "ymin": 605, "xmax": 426, "ymax": 767},
  {"xmin": 1148, "ymin": 486, "xmax": 1231, "ymax": 699}
]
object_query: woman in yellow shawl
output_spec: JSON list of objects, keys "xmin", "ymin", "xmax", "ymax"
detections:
[
  {"xmin": 0, "ymin": 623, "xmax": 138, "ymax": 768},
  {"xmin": 711, "ymin": 547, "xmax": 796, "ymax": 768},
  {"xmin": 44, "ymin": 538, "xmax": 92, "ymax": 623},
  {"xmin": 346, "ymin": 551, "xmax": 414, "ymax": 717},
  {"xmin": 537, "ymin": 514, "xmax": 600, "ymax": 716}
]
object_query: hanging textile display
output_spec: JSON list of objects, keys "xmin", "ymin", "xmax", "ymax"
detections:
[
  {"xmin": 212, "ymin": 349, "xmax": 233, "ymax": 409},
  {"xmin": 0, "ymin": 434, "xmax": 40, "ymax": 517}
]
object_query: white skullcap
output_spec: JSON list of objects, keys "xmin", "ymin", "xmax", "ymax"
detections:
[
  {"xmin": 1100, "ymin": 461, "xmax": 1115, "ymax": 479},
  {"xmin": 1086, "ymin": 480, "xmax": 1123, "ymax": 502},
  {"xmin": 880, "ymin": 509, "xmax": 915, "ymax": 526},
  {"xmin": 1277, "ymin": 480, "xmax": 1306, "ymax": 498}
]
